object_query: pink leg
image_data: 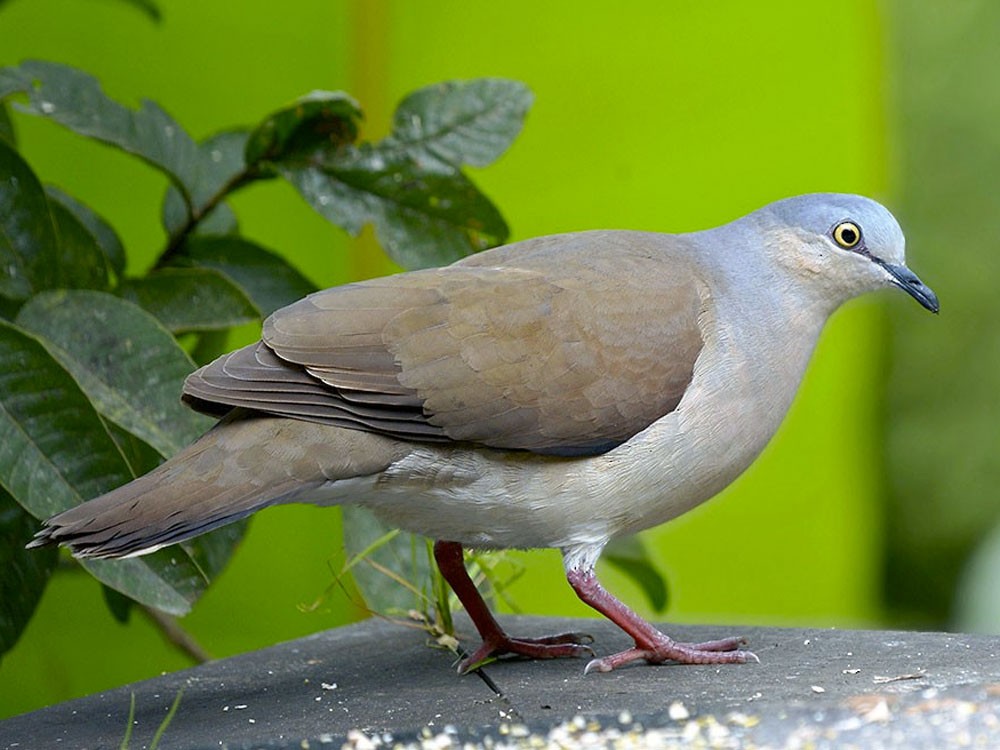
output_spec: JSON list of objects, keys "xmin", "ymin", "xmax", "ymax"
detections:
[
  {"xmin": 566, "ymin": 566, "xmax": 759, "ymax": 673},
  {"xmin": 434, "ymin": 541, "xmax": 595, "ymax": 673}
]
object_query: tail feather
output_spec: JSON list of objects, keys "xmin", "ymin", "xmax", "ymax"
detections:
[
  {"xmin": 27, "ymin": 476, "xmax": 288, "ymax": 558},
  {"xmin": 27, "ymin": 412, "xmax": 398, "ymax": 559}
]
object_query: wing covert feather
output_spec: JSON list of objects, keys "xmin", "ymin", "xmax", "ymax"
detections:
[{"xmin": 184, "ymin": 231, "xmax": 708, "ymax": 455}]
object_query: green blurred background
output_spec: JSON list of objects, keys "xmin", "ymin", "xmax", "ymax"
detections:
[{"xmin": 2, "ymin": 0, "xmax": 997, "ymax": 719}]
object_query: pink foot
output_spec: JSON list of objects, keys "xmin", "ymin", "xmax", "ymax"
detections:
[
  {"xmin": 565, "ymin": 564, "xmax": 759, "ymax": 675},
  {"xmin": 459, "ymin": 631, "xmax": 595, "ymax": 673},
  {"xmin": 584, "ymin": 634, "xmax": 758, "ymax": 673}
]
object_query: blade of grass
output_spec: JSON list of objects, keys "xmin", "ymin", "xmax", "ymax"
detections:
[
  {"xmin": 119, "ymin": 692, "xmax": 136, "ymax": 750},
  {"xmin": 428, "ymin": 539, "xmax": 454, "ymax": 635},
  {"xmin": 149, "ymin": 689, "xmax": 184, "ymax": 750},
  {"xmin": 301, "ymin": 527, "xmax": 402, "ymax": 613}
]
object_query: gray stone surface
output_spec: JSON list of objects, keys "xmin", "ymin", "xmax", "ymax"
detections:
[{"xmin": 2, "ymin": 616, "xmax": 999, "ymax": 749}]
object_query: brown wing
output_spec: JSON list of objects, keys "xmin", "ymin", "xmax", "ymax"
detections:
[
  {"xmin": 181, "ymin": 340, "xmax": 446, "ymax": 441},
  {"xmin": 183, "ymin": 231, "xmax": 708, "ymax": 456}
]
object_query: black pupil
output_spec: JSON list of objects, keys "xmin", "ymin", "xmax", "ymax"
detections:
[{"xmin": 840, "ymin": 226, "xmax": 857, "ymax": 245}]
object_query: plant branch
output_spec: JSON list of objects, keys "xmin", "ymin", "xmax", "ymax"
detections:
[{"xmin": 140, "ymin": 605, "xmax": 212, "ymax": 663}]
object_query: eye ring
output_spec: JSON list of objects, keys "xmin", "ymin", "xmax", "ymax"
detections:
[{"xmin": 832, "ymin": 221, "xmax": 862, "ymax": 249}]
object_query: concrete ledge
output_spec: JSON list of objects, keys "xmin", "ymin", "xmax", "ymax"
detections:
[{"xmin": 2, "ymin": 616, "xmax": 999, "ymax": 748}]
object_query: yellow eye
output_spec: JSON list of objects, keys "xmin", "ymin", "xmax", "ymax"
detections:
[{"xmin": 832, "ymin": 221, "xmax": 862, "ymax": 249}]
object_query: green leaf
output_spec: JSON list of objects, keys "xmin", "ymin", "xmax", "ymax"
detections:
[
  {"xmin": 602, "ymin": 536, "xmax": 669, "ymax": 612},
  {"xmin": 0, "ymin": 101, "xmax": 14, "ymax": 146},
  {"xmin": 174, "ymin": 236, "xmax": 316, "ymax": 316},
  {"xmin": 0, "ymin": 488, "xmax": 57, "ymax": 657},
  {"xmin": 0, "ymin": 68, "xmax": 20, "ymax": 101},
  {"xmin": 48, "ymin": 198, "xmax": 111, "ymax": 292},
  {"xmin": 46, "ymin": 186, "xmax": 126, "ymax": 278},
  {"xmin": 287, "ymin": 145, "xmax": 508, "ymax": 269},
  {"xmin": 0, "ymin": 296, "xmax": 19, "ymax": 321},
  {"xmin": 277, "ymin": 80, "xmax": 530, "ymax": 269},
  {"xmin": 0, "ymin": 319, "xmax": 235, "ymax": 615},
  {"xmin": 87, "ymin": 524, "xmax": 249, "ymax": 614},
  {"xmin": 245, "ymin": 91, "xmax": 361, "ymax": 167},
  {"xmin": 161, "ymin": 130, "xmax": 249, "ymax": 239},
  {"xmin": 1, "ymin": 61, "xmax": 201, "ymax": 207},
  {"xmin": 79, "ymin": 556, "xmax": 188, "ymax": 615},
  {"xmin": 189, "ymin": 329, "xmax": 232, "ymax": 367},
  {"xmin": 0, "ymin": 320, "xmax": 131, "ymax": 518},
  {"xmin": 116, "ymin": 268, "xmax": 259, "ymax": 333},
  {"xmin": 181, "ymin": 520, "xmax": 247, "ymax": 581},
  {"xmin": 0, "ymin": 137, "xmax": 59, "ymax": 300},
  {"xmin": 342, "ymin": 505, "xmax": 435, "ymax": 615},
  {"xmin": 16, "ymin": 290, "xmax": 212, "ymax": 458},
  {"xmin": 387, "ymin": 79, "xmax": 533, "ymax": 169},
  {"xmin": 102, "ymin": 584, "xmax": 134, "ymax": 624},
  {"xmin": 104, "ymin": 419, "xmax": 164, "ymax": 484},
  {"xmin": 84, "ymin": 526, "xmax": 245, "ymax": 618}
]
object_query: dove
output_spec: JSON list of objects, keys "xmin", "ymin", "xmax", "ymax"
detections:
[{"xmin": 29, "ymin": 193, "xmax": 938, "ymax": 673}]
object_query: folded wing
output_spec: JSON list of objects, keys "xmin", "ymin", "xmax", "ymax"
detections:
[{"xmin": 183, "ymin": 232, "xmax": 708, "ymax": 456}]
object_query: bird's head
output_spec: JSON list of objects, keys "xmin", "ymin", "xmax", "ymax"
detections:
[{"xmin": 755, "ymin": 193, "xmax": 939, "ymax": 313}]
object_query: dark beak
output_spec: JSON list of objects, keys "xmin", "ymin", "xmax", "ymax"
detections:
[{"xmin": 877, "ymin": 259, "xmax": 940, "ymax": 313}]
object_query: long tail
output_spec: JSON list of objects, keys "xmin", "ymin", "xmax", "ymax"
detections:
[{"xmin": 27, "ymin": 412, "xmax": 396, "ymax": 559}]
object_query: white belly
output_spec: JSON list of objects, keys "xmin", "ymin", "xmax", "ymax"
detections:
[{"xmin": 335, "ymin": 368, "xmax": 795, "ymax": 552}]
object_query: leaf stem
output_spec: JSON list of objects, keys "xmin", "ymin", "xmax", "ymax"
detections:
[{"xmin": 156, "ymin": 167, "xmax": 258, "ymax": 269}]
